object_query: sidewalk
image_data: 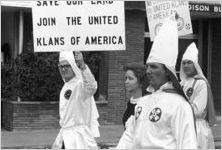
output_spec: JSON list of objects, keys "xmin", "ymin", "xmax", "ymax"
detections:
[
  {"xmin": 1, "ymin": 118, "xmax": 221, "ymax": 149},
  {"xmin": 1, "ymin": 125, "xmax": 124, "ymax": 149}
]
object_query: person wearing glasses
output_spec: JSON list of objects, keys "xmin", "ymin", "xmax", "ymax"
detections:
[{"xmin": 52, "ymin": 51, "xmax": 100, "ymax": 149}]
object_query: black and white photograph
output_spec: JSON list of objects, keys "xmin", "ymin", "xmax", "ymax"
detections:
[{"xmin": 1, "ymin": 0, "xmax": 221, "ymax": 149}]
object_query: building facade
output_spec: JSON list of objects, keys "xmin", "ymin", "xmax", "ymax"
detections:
[{"xmin": 1, "ymin": 1, "xmax": 221, "ymax": 125}]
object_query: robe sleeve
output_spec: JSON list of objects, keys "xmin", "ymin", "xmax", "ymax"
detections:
[
  {"xmin": 191, "ymin": 80, "xmax": 208, "ymax": 117},
  {"xmin": 81, "ymin": 65, "xmax": 98, "ymax": 100},
  {"xmin": 171, "ymin": 102, "xmax": 198, "ymax": 149},
  {"xmin": 116, "ymin": 116, "xmax": 135, "ymax": 149}
]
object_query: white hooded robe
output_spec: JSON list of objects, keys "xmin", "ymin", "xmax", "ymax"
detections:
[
  {"xmin": 117, "ymin": 13, "xmax": 197, "ymax": 149},
  {"xmin": 180, "ymin": 42, "xmax": 216, "ymax": 149},
  {"xmin": 116, "ymin": 82, "xmax": 197, "ymax": 149},
  {"xmin": 52, "ymin": 52, "xmax": 100, "ymax": 149}
]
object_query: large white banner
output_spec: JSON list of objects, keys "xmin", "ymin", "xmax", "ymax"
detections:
[
  {"xmin": 145, "ymin": 1, "xmax": 193, "ymax": 41},
  {"xmin": 32, "ymin": 1, "xmax": 125, "ymax": 52}
]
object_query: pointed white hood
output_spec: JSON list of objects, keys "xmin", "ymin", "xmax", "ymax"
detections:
[
  {"xmin": 180, "ymin": 42, "xmax": 217, "ymax": 126},
  {"xmin": 146, "ymin": 13, "xmax": 178, "ymax": 78},
  {"xmin": 182, "ymin": 42, "xmax": 198, "ymax": 64},
  {"xmin": 180, "ymin": 42, "xmax": 206, "ymax": 81}
]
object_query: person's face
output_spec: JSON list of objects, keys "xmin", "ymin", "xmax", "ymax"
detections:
[
  {"xmin": 125, "ymin": 70, "xmax": 141, "ymax": 93},
  {"xmin": 182, "ymin": 60, "xmax": 197, "ymax": 77},
  {"xmin": 146, "ymin": 63, "xmax": 168, "ymax": 90},
  {"xmin": 58, "ymin": 60, "xmax": 75, "ymax": 82}
]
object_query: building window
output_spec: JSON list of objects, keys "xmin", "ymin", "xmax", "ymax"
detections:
[{"xmin": 1, "ymin": 43, "xmax": 11, "ymax": 64}]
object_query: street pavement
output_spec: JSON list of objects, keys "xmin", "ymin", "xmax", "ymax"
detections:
[
  {"xmin": 1, "ymin": 117, "xmax": 221, "ymax": 149},
  {"xmin": 1, "ymin": 125, "xmax": 124, "ymax": 149}
]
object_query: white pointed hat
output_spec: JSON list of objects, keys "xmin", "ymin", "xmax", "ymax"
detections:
[
  {"xmin": 180, "ymin": 42, "xmax": 206, "ymax": 81},
  {"xmin": 182, "ymin": 42, "xmax": 198, "ymax": 63},
  {"xmin": 146, "ymin": 13, "xmax": 178, "ymax": 77}
]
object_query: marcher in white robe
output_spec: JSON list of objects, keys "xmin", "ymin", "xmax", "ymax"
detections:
[
  {"xmin": 180, "ymin": 42, "xmax": 217, "ymax": 149},
  {"xmin": 52, "ymin": 51, "xmax": 100, "ymax": 149},
  {"xmin": 116, "ymin": 13, "xmax": 198, "ymax": 149}
]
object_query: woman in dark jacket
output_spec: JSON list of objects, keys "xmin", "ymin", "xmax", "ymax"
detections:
[{"xmin": 122, "ymin": 62, "xmax": 149, "ymax": 127}]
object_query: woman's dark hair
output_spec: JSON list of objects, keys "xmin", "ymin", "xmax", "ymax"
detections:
[{"xmin": 123, "ymin": 62, "xmax": 149, "ymax": 96}]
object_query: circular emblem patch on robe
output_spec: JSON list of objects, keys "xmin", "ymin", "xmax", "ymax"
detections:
[
  {"xmin": 64, "ymin": 89, "xmax": 72, "ymax": 100},
  {"xmin": 177, "ymin": 17, "xmax": 184, "ymax": 31},
  {"xmin": 186, "ymin": 88, "xmax": 193, "ymax": 98},
  {"xmin": 149, "ymin": 107, "xmax": 162, "ymax": 122},
  {"xmin": 135, "ymin": 106, "xmax": 142, "ymax": 120},
  {"xmin": 154, "ymin": 23, "xmax": 163, "ymax": 35}
]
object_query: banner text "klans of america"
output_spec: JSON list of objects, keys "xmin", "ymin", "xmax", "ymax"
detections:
[{"xmin": 32, "ymin": 1, "xmax": 125, "ymax": 52}]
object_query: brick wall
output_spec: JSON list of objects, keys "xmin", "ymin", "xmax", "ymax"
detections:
[
  {"xmin": 1, "ymin": 99, "xmax": 13, "ymax": 130},
  {"xmin": 98, "ymin": 52, "xmax": 109, "ymax": 100},
  {"xmin": 211, "ymin": 18, "xmax": 221, "ymax": 114},
  {"xmin": 2, "ymin": 100, "xmax": 60, "ymax": 131},
  {"xmin": 97, "ymin": 10, "xmax": 146, "ymax": 125}
]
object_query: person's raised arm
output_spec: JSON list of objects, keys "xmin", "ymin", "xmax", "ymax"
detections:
[{"xmin": 74, "ymin": 51, "xmax": 97, "ymax": 99}]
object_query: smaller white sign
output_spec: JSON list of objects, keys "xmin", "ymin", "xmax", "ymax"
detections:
[{"xmin": 145, "ymin": 1, "xmax": 193, "ymax": 41}]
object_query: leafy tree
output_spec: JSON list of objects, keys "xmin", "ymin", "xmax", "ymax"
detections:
[{"xmin": 1, "ymin": 40, "xmax": 101, "ymax": 101}]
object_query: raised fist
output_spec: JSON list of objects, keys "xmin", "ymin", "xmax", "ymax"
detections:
[{"xmin": 74, "ymin": 51, "xmax": 86, "ymax": 70}]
